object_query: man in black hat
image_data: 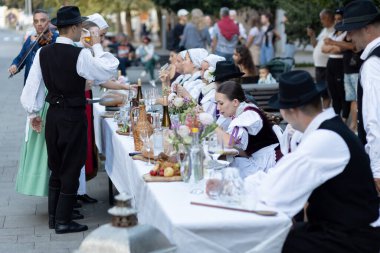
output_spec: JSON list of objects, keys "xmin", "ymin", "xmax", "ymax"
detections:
[
  {"xmin": 20, "ymin": 6, "xmax": 119, "ymax": 234},
  {"xmin": 249, "ymin": 70, "xmax": 380, "ymax": 252},
  {"xmin": 335, "ymin": 0, "xmax": 380, "ymax": 194}
]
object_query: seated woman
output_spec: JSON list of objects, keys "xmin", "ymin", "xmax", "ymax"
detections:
[
  {"xmin": 159, "ymin": 50, "xmax": 190, "ymax": 96},
  {"xmin": 233, "ymin": 45, "xmax": 259, "ymax": 84},
  {"xmin": 199, "ymin": 54, "xmax": 225, "ymax": 117},
  {"xmin": 176, "ymin": 48, "xmax": 209, "ymax": 102},
  {"xmin": 215, "ymin": 81, "xmax": 280, "ymax": 178}
]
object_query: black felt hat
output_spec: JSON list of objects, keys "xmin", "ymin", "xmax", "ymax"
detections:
[
  {"xmin": 51, "ymin": 6, "xmax": 88, "ymax": 27},
  {"xmin": 268, "ymin": 70, "xmax": 326, "ymax": 109},
  {"xmin": 335, "ymin": 0, "xmax": 380, "ymax": 31},
  {"xmin": 214, "ymin": 61, "xmax": 244, "ymax": 82}
]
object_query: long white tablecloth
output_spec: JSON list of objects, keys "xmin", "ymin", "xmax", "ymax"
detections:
[{"xmin": 93, "ymin": 103, "xmax": 292, "ymax": 253}]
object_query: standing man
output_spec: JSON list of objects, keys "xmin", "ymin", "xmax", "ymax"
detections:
[
  {"xmin": 250, "ymin": 70, "xmax": 380, "ymax": 252},
  {"xmin": 20, "ymin": 6, "xmax": 119, "ymax": 234},
  {"xmin": 307, "ymin": 9, "xmax": 335, "ymax": 84},
  {"xmin": 212, "ymin": 7, "xmax": 239, "ymax": 62},
  {"xmin": 8, "ymin": 9, "xmax": 58, "ymax": 84},
  {"xmin": 335, "ymin": 0, "xmax": 380, "ymax": 193}
]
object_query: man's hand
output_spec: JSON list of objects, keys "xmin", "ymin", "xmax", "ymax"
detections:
[
  {"xmin": 374, "ymin": 178, "xmax": 380, "ymax": 194},
  {"xmin": 8, "ymin": 65, "xmax": 17, "ymax": 75},
  {"xmin": 30, "ymin": 116, "xmax": 43, "ymax": 133}
]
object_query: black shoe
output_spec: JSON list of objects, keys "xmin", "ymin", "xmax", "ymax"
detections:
[
  {"xmin": 73, "ymin": 201, "xmax": 82, "ymax": 209},
  {"xmin": 49, "ymin": 211, "xmax": 84, "ymax": 229},
  {"xmin": 55, "ymin": 221, "xmax": 88, "ymax": 234},
  {"xmin": 77, "ymin": 194, "xmax": 98, "ymax": 204}
]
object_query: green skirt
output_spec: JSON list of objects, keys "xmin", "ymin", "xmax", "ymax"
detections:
[{"xmin": 15, "ymin": 102, "xmax": 49, "ymax": 197}]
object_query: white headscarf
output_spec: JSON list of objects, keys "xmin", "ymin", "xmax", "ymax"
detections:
[
  {"xmin": 203, "ymin": 54, "xmax": 226, "ymax": 69},
  {"xmin": 87, "ymin": 13, "xmax": 109, "ymax": 30},
  {"xmin": 188, "ymin": 48, "xmax": 209, "ymax": 69},
  {"xmin": 179, "ymin": 50, "xmax": 187, "ymax": 60}
]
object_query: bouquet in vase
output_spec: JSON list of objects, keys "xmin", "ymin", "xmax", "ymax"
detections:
[{"xmin": 168, "ymin": 93, "xmax": 196, "ymax": 115}]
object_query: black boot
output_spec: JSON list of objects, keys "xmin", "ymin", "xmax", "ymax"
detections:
[
  {"xmin": 55, "ymin": 193, "xmax": 88, "ymax": 234},
  {"xmin": 48, "ymin": 187, "xmax": 60, "ymax": 229}
]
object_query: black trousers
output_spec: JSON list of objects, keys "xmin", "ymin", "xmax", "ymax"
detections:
[
  {"xmin": 45, "ymin": 106, "xmax": 87, "ymax": 194},
  {"xmin": 315, "ymin": 67, "xmax": 327, "ymax": 84},
  {"xmin": 326, "ymin": 58, "xmax": 350, "ymax": 118},
  {"xmin": 282, "ymin": 222, "xmax": 380, "ymax": 253}
]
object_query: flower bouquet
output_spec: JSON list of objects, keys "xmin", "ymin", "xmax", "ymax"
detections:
[{"xmin": 168, "ymin": 93, "xmax": 197, "ymax": 115}]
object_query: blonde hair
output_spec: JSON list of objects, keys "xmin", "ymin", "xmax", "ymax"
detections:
[{"xmin": 191, "ymin": 8, "xmax": 205, "ymax": 30}]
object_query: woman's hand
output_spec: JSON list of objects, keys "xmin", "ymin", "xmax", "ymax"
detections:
[{"xmin": 176, "ymin": 85, "xmax": 191, "ymax": 100}]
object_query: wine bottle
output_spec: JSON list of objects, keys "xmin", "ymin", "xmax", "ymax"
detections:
[
  {"xmin": 136, "ymin": 78, "xmax": 143, "ymax": 100},
  {"xmin": 161, "ymin": 96, "xmax": 171, "ymax": 128}
]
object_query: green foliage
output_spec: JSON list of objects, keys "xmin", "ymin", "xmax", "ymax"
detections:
[{"xmin": 277, "ymin": 0, "xmax": 380, "ymax": 45}]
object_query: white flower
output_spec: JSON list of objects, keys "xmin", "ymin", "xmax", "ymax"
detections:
[
  {"xmin": 204, "ymin": 67, "xmax": 215, "ymax": 84},
  {"xmin": 199, "ymin": 112, "xmax": 214, "ymax": 125},
  {"xmin": 168, "ymin": 93, "xmax": 177, "ymax": 102},
  {"xmin": 173, "ymin": 97, "xmax": 184, "ymax": 108},
  {"xmin": 178, "ymin": 125, "xmax": 190, "ymax": 138}
]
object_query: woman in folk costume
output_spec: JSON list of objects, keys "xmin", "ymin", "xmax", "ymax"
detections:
[
  {"xmin": 199, "ymin": 54, "xmax": 225, "ymax": 117},
  {"xmin": 215, "ymin": 81, "xmax": 281, "ymax": 178},
  {"xmin": 15, "ymin": 10, "xmax": 58, "ymax": 197},
  {"xmin": 77, "ymin": 19, "xmax": 135, "ymax": 204},
  {"xmin": 175, "ymin": 48, "xmax": 209, "ymax": 102}
]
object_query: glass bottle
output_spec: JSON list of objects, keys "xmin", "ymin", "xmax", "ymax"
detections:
[
  {"xmin": 189, "ymin": 128, "xmax": 204, "ymax": 194},
  {"xmin": 161, "ymin": 96, "xmax": 171, "ymax": 128},
  {"xmin": 136, "ymin": 78, "xmax": 143, "ymax": 100}
]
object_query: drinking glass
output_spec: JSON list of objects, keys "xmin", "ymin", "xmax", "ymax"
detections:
[
  {"xmin": 219, "ymin": 167, "xmax": 244, "ymax": 204},
  {"xmin": 205, "ymin": 169, "xmax": 223, "ymax": 199},
  {"xmin": 208, "ymin": 133, "xmax": 224, "ymax": 160},
  {"xmin": 140, "ymin": 129, "xmax": 152, "ymax": 165}
]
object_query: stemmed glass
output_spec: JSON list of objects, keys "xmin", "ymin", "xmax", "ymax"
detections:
[
  {"xmin": 140, "ymin": 129, "xmax": 152, "ymax": 165},
  {"xmin": 208, "ymin": 133, "xmax": 224, "ymax": 160}
]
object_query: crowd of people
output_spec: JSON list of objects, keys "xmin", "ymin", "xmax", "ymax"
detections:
[{"xmin": 7, "ymin": 1, "xmax": 380, "ymax": 252}]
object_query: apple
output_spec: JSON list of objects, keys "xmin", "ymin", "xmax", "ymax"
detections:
[
  {"xmin": 164, "ymin": 167, "xmax": 174, "ymax": 177},
  {"xmin": 159, "ymin": 170, "xmax": 165, "ymax": 177},
  {"xmin": 150, "ymin": 170, "xmax": 157, "ymax": 176}
]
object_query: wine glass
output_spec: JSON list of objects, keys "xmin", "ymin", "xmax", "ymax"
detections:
[
  {"xmin": 208, "ymin": 133, "xmax": 224, "ymax": 160},
  {"xmin": 140, "ymin": 129, "xmax": 152, "ymax": 165}
]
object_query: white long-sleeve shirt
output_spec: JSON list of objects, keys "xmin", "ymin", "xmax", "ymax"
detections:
[
  {"xmin": 254, "ymin": 109, "xmax": 351, "ymax": 218},
  {"xmin": 20, "ymin": 37, "xmax": 119, "ymax": 118},
  {"xmin": 360, "ymin": 36, "xmax": 380, "ymax": 179}
]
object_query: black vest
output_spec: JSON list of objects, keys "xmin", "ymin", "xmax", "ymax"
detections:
[
  {"xmin": 307, "ymin": 116, "xmax": 379, "ymax": 229},
  {"xmin": 243, "ymin": 106, "xmax": 279, "ymax": 156},
  {"xmin": 40, "ymin": 43, "xmax": 86, "ymax": 108},
  {"xmin": 357, "ymin": 46, "xmax": 380, "ymax": 145}
]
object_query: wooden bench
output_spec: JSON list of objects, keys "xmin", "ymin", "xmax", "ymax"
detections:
[
  {"xmin": 242, "ymin": 83, "xmax": 287, "ymax": 127},
  {"xmin": 242, "ymin": 83, "xmax": 279, "ymax": 112}
]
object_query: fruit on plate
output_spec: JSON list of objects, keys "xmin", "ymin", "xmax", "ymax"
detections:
[
  {"xmin": 164, "ymin": 167, "xmax": 174, "ymax": 177},
  {"xmin": 149, "ymin": 160, "xmax": 180, "ymax": 177}
]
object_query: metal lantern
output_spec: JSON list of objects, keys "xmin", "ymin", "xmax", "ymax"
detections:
[{"xmin": 74, "ymin": 193, "xmax": 176, "ymax": 253}]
